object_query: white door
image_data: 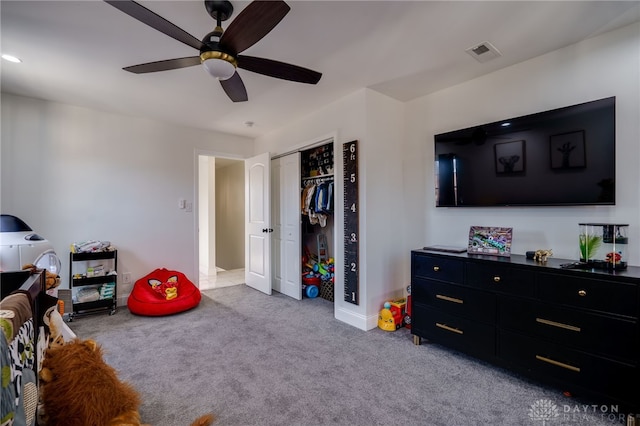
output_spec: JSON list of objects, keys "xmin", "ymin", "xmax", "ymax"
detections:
[
  {"xmin": 272, "ymin": 153, "xmax": 301, "ymax": 300},
  {"xmin": 245, "ymin": 152, "xmax": 272, "ymax": 294}
]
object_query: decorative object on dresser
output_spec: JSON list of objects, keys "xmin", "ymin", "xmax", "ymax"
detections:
[
  {"xmin": 410, "ymin": 249, "xmax": 640, "ymax": 416},
  {"xmin": 579, "ymin": 223, "xmax": 628, "ymax": 270},
  {"xmin": 467, "ymin": 226, "xmax": 512, "ymax": 257},
  {"xmin": 533, "ymin": 249, "xmax": 553, "ymax": 263}
]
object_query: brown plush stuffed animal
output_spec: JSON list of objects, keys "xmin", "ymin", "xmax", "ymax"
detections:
[
  {"xmin": 22, "ymin": 263, "xmax": 61, "ymax": 290},
  {"xmin": 39, "ymin": 339, "xmax": 214, "ymax": 426}
]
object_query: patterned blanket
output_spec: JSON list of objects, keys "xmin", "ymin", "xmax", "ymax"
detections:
[{"xmin": 1, "ymin": 291, "xmax": 37, "ymax": 426}]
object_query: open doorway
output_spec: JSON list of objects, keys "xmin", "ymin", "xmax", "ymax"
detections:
[{"xmin": 198, "ymin": 155, "xmax": 245, "ymax": 289}]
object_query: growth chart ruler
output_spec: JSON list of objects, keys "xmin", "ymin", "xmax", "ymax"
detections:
[{"xmin": 343, "ymin": 140, "xmax": 359, "ymax": 305}]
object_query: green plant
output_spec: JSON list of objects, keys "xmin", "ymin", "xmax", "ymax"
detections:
[{"xmin": 579, "ymin": 234, "xmax": 602, "ymax": 260}]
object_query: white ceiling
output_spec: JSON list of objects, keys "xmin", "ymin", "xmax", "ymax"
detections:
[{"xmin": 2, "ymin": 1, "xmax": 639, "ymax": 139}]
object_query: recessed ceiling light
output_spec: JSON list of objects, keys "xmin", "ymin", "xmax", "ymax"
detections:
[
  {"xmin": 501, "ymin": 122, "xmax": 511, "ymax": 127},
  {"xmin": 2, "ymin": 54, "xmax": 22, "ymax": 63}
]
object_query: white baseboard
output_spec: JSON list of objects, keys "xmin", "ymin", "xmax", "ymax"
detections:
[{"xmin": 334, "ymin": 306, "xmax": 378, "ymax": 331}]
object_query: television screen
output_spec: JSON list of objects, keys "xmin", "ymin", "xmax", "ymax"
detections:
[{"xmin": 434, "ymin": 97, "xmax": 615, "ymax": 207}]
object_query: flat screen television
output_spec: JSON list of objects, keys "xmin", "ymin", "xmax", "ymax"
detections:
[{"xmin": 434, "ymin": 96, "xmax": 615, "ymax": 207}]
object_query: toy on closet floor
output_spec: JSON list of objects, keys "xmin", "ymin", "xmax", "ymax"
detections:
[
  {"xmin": 302, "ymin": 247, "xmax": 335, "ymax": 298},
  {"xmin": 378, "ymin": 298, "xmax": 408, "ymax": 331},
  {"xmin": 302, "ymin": 274, "xmax": 321, "ymax": 298}
]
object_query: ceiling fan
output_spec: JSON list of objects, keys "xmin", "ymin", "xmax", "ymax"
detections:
[{"xmin": 104, "ymin": 0, "xmax": 322, "ymax": 102}]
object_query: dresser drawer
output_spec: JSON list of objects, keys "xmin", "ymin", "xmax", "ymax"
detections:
[
  {"xmin": 538, "ymin": 273, "xmax": 638, "ymax": 318},
  {"xmin": 498, "ymin": 330, "xmax": 637, "ymax": 403},
  {"xmin": 466, "ymin": 262, "xmax": 535, "ymax": 297},
  {"xmin": 499, "ymin": 296, "xmax": 638, "ymax": 363},
  {"xmin": 412, "ymin": 254, "xmax": 464, "ymax": 284},
  {"xmin": 413, "ymin": 307, "xmax": 495, "ymax": 360},
  {"xmin": 412, "ymin": 279, "xmax": 495, "ymax": 324}
]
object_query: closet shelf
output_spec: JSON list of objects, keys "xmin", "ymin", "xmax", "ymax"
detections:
[{"xmin": 302, "ymin": 173, "xmax": 334, "ymax": 181}]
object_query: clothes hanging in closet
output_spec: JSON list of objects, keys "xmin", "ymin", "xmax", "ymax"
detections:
[{"xmin": 301, "ymin": 179, "xmax": 333, "ymax": 227}]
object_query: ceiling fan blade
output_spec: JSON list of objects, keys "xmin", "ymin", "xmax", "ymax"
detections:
[
  {"xmin": 220, "ymin": 72, "xmax": 248, "ymax": 102},
  {"xmin": 104, "ymin": 0, "xmax": 204, "ymax": 51},
  {"xmin": 123, "ymin": 56, "xmax": 201, "ymax": 74},
  {"xmin": 220, "ymin": 1, "xmax": 290, "ymax": 54},
  {"xmin": 238, "ymin": 55, "xmax": 321, "ymax": 84}
]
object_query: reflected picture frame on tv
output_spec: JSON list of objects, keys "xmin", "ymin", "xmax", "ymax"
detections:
[{"xmin": 549, "ymin": 130, "xmax": 586, "ymax": 169}]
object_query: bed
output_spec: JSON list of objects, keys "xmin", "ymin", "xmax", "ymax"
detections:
[{"xmin": 1, "ymin": 269, "xmax": 56, "ymax": 425}]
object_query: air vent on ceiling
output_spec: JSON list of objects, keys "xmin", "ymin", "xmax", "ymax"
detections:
[{"xmin": 465, "ymin": 41, "xmax": 502, "ymax": 63}]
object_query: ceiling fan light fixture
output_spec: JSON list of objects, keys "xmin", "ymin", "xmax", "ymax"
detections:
[
  {"xmin": 201, "ymin": 51, "xmax": 237, "ymax": 80},
  {"xmin": 105, "ymin": 0, "xmax": 319, "ymax": 102}
]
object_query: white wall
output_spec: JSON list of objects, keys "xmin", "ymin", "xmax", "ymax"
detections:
[
  {"xmin": 404, "ymin": 22, "xmax": 640, "ymax": 266},
  {"xmin": 215, "ymin": 161, "xmax": 244, "ymax": 270},
  {"xmin": 197, "ymin": 155, "xmax": 212, "ymax": 275},
  {"xmin": 360, "ymin": 90, "xmax": 406, "ymax": 328},
  {"xmin": 1, "ymin": 94, "xmax": 253, "ymax": 305},
  {"xmin": 206, "ymin": 157, "xmax": 216, "ymax": 273}
]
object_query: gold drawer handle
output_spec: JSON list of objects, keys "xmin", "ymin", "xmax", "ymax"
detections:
[
  {"xmin": 436, "ymin": 294, "xmax": 464, "ymax": 304},
  {"xmin": 433, "ymin": 266, "xmax": 440, "ymax": 272},
  {"xmin": 536, "ymin": 317, "xmax": 581, "ymax": 332},
  {"xmin": 535, "ymin": 355, "xmax": 581, "ymax": 372},
  {"xmin": 578, "ymin": 289, "xmax": 587, "ymax": 297},
  {"xmin": 435, "ymin": 322, "xmax": 463, "ymax": 335},
  {"xmin": 493, "ymin": 276, "xmax": 501, "ymax": 283}
]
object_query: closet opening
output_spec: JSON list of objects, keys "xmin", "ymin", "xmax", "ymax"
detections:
[
  {"xmin": 271, "ymin": 139, "xmax": 335, "ymax": 303},
  {"xmin": 300, "ymin": 143, "xmax": 335, "ymax": 302}
]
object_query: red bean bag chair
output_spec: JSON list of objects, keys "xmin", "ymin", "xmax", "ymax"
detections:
[{"xmin": 127, "ymin": 268, "xmax": 201, "ymax": 316}]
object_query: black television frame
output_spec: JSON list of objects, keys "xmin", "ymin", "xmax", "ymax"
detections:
[{"xmin": 434, "ymin": 97, "xmax": 616, "ymax": 207}]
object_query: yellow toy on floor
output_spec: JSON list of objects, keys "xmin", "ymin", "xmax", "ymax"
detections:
[
  {"xmin": 377, "ymin": 298, "xmax": 408, "ymax": 331},
  {"xmin": 39, "ymin": 338, "xmax": 214, "ymax": 426}
]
